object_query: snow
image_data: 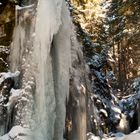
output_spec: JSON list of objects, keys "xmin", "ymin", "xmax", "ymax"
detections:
[
  {"xmin": 9, "ymin": 126, "xmax": 30, "ymax": 139},
  {"xmin": 0, "ymin": 134, "xmax": 8, "ymax": 140},
  {"xmin": 87, "ymin": 130, "xmax": 140, "ymax": 140},
  {"xmin": 120, "ymin": 133, "xmax": 140, "ymax": 140},
  {"xmin": 0, "ymin": 126, "xmax": 31, "ymax": 140},
  {"xmin": 111, "ymin": 105, "xmax": 121, "ymax": 114},
  {"xmin": 111, "ymin": 132, "xmax": 125, "ymax": 138},
  {"xmin": 0, "ymin": 71, "xmax": 20, "ymax": 85},
  {"xmin": 5, "ymin": 88, "xmax": 21, "ymax": 109},
  {"xmin": 16, "ymin": 4, "xmax": 34, "ymax": 10},
  {"xmin": 100, "ymin": 109, "xmax": 108, "ymax": 117},
  {"xmin": 87, "ymin": 133, "xmax": 100, "ymax": 140}
]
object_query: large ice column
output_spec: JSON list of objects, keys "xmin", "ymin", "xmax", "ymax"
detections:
[
  {"xmin": 33, "ymin": 0, "xmax": 71, "ymax": 140},
  {"xmin": 52, "ymin": 1, "xmax": 71, "ymax": 140}
]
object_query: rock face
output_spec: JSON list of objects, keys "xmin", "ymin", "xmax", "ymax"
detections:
[
  {"xmin": 65, "ymin": 27, "xmax": 90, "ymax": 140},
  {"xmin": 0, "ymin": 0, "xmax": 89, "ymax": 140}
]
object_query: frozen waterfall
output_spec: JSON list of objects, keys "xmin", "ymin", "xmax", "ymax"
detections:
[{"xmin": 8, "ymin": 0, "xmax": 71, "ymax": 140}]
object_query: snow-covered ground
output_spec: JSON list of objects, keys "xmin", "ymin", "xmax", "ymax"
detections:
[
  {"xmin": 88, "ymin": 127, "xmax": 140, "ymax": 140},
  {"xmin": 88, "ymin": 133, "xmax": 140, "ymax": 140},
  {"xmin": 0, "ymin": 125, "xmax": 32, "ymax": 140}
]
